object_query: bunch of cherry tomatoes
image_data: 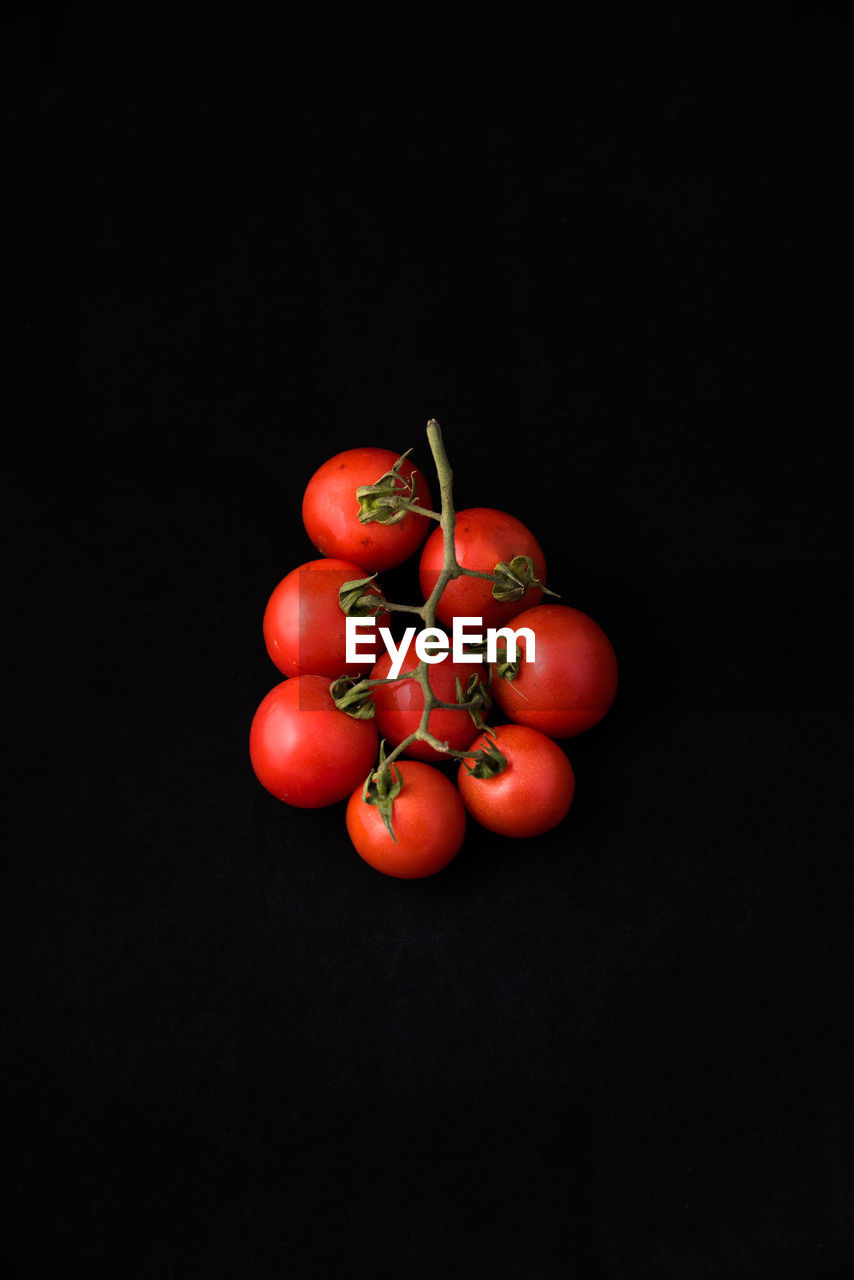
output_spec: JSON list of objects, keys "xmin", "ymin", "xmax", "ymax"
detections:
[{"xmin": 249, "ymin": 440, "xmax": 618, "ymax": 879}]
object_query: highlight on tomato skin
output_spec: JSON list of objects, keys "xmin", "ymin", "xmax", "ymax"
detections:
[
  {"xmin": 302, "ymin": 446, "xmax": 434, "ymax": 572},
  {"xmin": 368, "ymin": 632, "xmax": 489, "ymax": 762},
  {"xmin": 345, "ymin": 761, "xmax": 467, "ymax": 879},
  {"xmin": 418, "ymin": 507, "xmax": 547, "ymax": 629},
  {"xmin": 263, "ymin": 557, "xmax": 388, "ymax": 679},
  {"xmin": 492, "ymin": 603, "xmax": 618, "ymax": 739},
  {"xmin": 458, "ymin": 724, "xmax": 575, "ymax": 839},
  {"xmin": 249, "ymin": 675, "xmax": 379, "ymax": 808}
]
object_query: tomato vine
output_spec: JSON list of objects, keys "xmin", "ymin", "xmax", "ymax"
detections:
[{"xmin": 333, "ymin": 418, "xmax": 553, "ymax": 834}]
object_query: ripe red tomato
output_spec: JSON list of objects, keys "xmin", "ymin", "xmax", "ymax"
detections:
[
  {"xmin": 346, "ymin": 761, "xmax": 466, "ymax": 878},
  {"xmin": 418, "ymin": 507, "xmax": 547, "ymax": 629},
  {"xmin": 458, "ymin": 725, "xmax": 575, "ymax": 837},
  {"xmin": 263, "ymin": 557, "xmax": 388, "ymax": 679},
  {"xmin": 368, "ymin": 631, "xmax": 488, "ymax": 761},
  {"xmin": 492, "ymin": 604, "xmax": 618, "ymax": 738},
  {"xmin": 302, "ymin": 446, "xmax": 434, "ymax": 572},
  {"xmin": 249, "ymin": 676, "xmax": 378, "ymax": 807}
]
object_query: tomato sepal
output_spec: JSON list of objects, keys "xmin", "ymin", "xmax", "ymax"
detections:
[
  {"xmin": 338, "ymin": 573, "xmax": 387, "ymax": 617},
  {"xmin": 462, "ymin": 734, "xmax": 508, "ymax": 780},
  {"xmin": 491, "ymin": 555, "xmax": 558, "ymax": 604},
  {"xmin": 362, "ymin": 740, "xmax": 404, "ymax": 840},
  {"xmin": 454, "ymin": 673, "xmax": 492, "ymax": 731},
  {"xmin": 330, "ymin": 676, "xmax": 377, "ymax": 720},
  {"xmin": 487, "ymin": 638, "xmax": 521, "ymax": 684},
  {"xmin": 356, "ymin": 450, "xmax": 417, "ymax": 525}
]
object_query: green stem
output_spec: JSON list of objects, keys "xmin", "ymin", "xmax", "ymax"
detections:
[
  {"xmin": 381, "ymin": 602, "xmax": 427, "ymax": 616},
  {"xmin": 376, "ymin": 733, "xmax": 419, "ymax": 773},
  {"xmin": 399, "ymin": 502, "xmax": 442, "ymax": 522},
  {"xmin": 370, "ymin": 420, "xmax": 461, "ymax": 784},
  {"xmin": 430, "ymin": 696, "xmax": 483, "ymax": 712},
  {"xmin": 456, "ymin": 568, "xmax": 501, "ymax": 583},
  {"xmin": 358, "ymin": 675, "xmax": 417, "ymax": 689},
  {"xmin": 364, "ymin": 419, "xmax": 506, "ymax": 796}
]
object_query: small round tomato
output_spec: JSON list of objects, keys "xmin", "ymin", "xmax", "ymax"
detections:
[
  {"xmin": 263, "ymin": 557, "xmax": 388, "ymax": 679},
  {"xmin": 418, "ymin": 507, "xmax": 547, "ymax": 629},
  {"xmin": 249, "ymin": 676, "xmax": 378, "ymax": 807},
  {"xmin": 369, "ymin": 631, "xmax": 488, "ymax": 762},
  {"xmin": 302, "ymin": 446, "xmax": 434, "ymax": 572},
  {"xmin": 492, "ymin": 604, "xmax": 618, "ymax": 738},
  {"xmin": 458, "ymin": 725, "xmax": 575, "ymax": 838},
  {"xmin": 346, "ymin": 760, "xmax": 466, "ymax": 878}
]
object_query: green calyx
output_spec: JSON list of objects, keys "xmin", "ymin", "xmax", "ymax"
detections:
[
  {"xmin": 491, "ymin": 639, "xmax": 521, "ymax": 684},
  {"xmin": 463, "ymin": 735, "xmax": 508, "ymax": 780},
  {"xmin": 490, "ymin": 555, "xmax": 558, "ymax": 604},
  {"xmin": 362, "ymin": 741, "xmax": 403, "ymax": 840},
  {"xmin": 330, "ymin": 676, "xmax": 377, "ymax": 720},
  {"xmin": 356, "ymin": 450, "xmax": 417, "ymax": 525},
  {"xmin": 339, "ymin": 573, "xmax": 387, "ymax": 617},
  {"xmin": 454, "ymin": 673, "xmax": 492, "ymax": 730}
]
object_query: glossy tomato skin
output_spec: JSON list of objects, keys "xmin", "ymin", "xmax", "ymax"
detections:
[
  {"xmin": 492, "ymin": 604, "xmax": 618, "ymax": 738},
  {"xmin": 418, "ymin": 507, "xmax": 547, "ymax": 629},
  {"xmin": 249, "ymin": 676, "xmax": 378, "ymax": 807},
  {"xmin": 369, "ymin": 632, "xmax": 487, "ymax": 762},
  {"xmin": 458, "ymin": 725, "xmax": 575, "ymax": 837},
  {"xmin": 263, "ymin": 557, "xmax": 388, "ymax": 679},
  {"xmin": 302, "ymin": 447, "xmax": 433, "ymax": 572},
  {"xmin": 346, "ymin": 761, "xmax": 466, "ymax": 879}
]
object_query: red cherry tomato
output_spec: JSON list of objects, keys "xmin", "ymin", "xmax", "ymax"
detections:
[
  {"xmin": 346, "ymin": 761, "xmax": 466, "ymax": 878},
  {"xmin": 458, "ymin": 725, "xmax": 575, "ymax": 837},
  {"xmin": 263, "ymin": 557, "xmax": 388, "ymax": 679},
  {"xmin": 368, "ymin": 631, "xmax": 488, "ymax": 762},
  {"xmin": 492, "ymin": 604, "xmax": 618, "ymax": 738},
  {"xmin": 249, "ymin": 676, "xmax": 378, "ymax": 807},
  {"xmin": 302, "ymin": 447, "xmax": 434, "ymax": 572},
  {"xmin": 418, "ymin": 507, "xmax": 547, "ymax": 629}
]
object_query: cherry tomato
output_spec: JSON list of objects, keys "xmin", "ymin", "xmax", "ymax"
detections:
[
  {"xmin": 263, "ymin": 557, "xmax": 388, "ymax": 679},
  {"xmin": 368, "ymin": 631, "xmax": 488, "ymax": 762},
  {"xmin": 346, "ymin": 761, "xmax": 466, "ymax": 878},
  {"xmin": 250, "ymin": 676, "xmax": 378, "ymax": 807},
  {"xmin": 302, "ymin": 446, "xmax": 434, "ymax": 572},
  {"xmin": 458, "ymin": 725, "xmax": 575, "ymax": 837},
  {"xmin": 418, "ymin": 507, "xmax": 547, "ymax": 629},
  {"xmin": 492, "ymin": 604, "xmax": 618, "ymax": 738}
]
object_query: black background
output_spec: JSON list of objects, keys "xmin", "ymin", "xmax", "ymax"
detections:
[{"xmin": 6, "ymin": 14, "xmax": 853, "ymax": 1278}]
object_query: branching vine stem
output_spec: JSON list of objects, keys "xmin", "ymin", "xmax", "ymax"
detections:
[
  {"xmin": 353, "ymin": 418, "xmax": 501, "ymax": 790},
  {"xmin": 332, "ymin": 416, "xmax": 555, "ymax": 839}
]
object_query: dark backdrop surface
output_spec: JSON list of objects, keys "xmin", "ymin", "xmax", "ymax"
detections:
[{"xmin": 5, "ymin": 16, "xmax": 853, "ymax": 1279}]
